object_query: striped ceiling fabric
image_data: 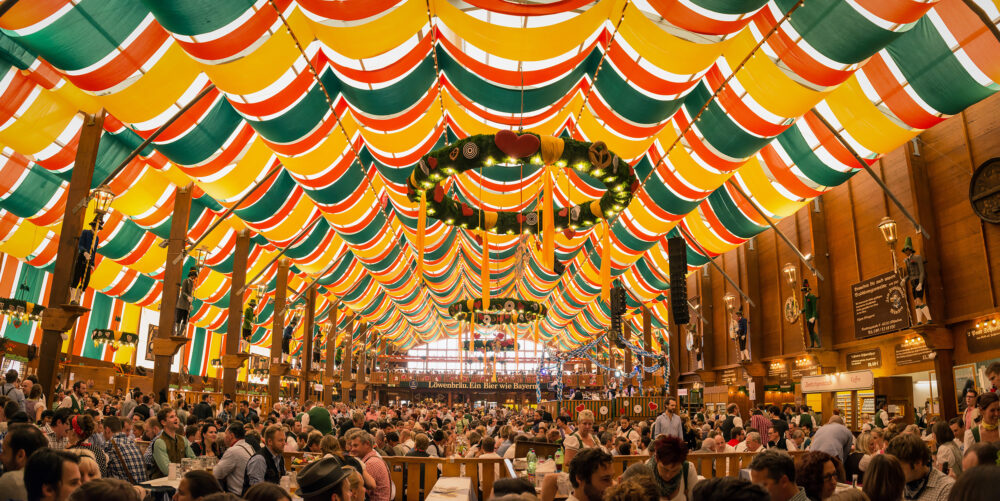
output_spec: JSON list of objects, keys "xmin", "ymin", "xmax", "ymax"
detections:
[{"xmin": 0, "ymin": 0, "xmax": 998, "ymax": 368}]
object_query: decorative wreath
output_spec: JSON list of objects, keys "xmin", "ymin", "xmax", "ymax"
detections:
[
  {"xmin": 448, "ymin": 297, "xmax": 547, "ymax": 325},
  {"xmin": 407, "ymin": 131, "xmax": 638, "ymax": 236}
]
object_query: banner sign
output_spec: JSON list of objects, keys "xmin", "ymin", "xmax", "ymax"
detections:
[
  {"xmin": 390, "ymin": 381, "xmax": 538, "ymax": 391},
  {"xmin": 895, "ymin": 342, "xmax": 934, "ymax": 366},
  {"xmin": 846, "ymin": 348, "xmax": 883, "ymax": 371},
  {"xmin": 966, "ymin": 320, "xmax": 1000, "ymax": 353},
  {"xmin": 801, "ymin": 370, "xmax": 874, "ymax": 393},
  {"xmin": 852, "ymin": 271, "xmax": 910, "ymax": 339}
]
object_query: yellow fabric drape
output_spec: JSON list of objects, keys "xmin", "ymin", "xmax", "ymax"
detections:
[
  {"xmin": 417, "ymin": 190, "xmax": 426, "ymax": 281},
  {"xmin": 600, "ymin": 220, "xmax": 611, "ymax": 303}
]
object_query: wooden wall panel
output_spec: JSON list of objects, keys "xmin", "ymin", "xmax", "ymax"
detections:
[
  {"xmin": 962, "ymin": 107, "xmax": 1000, "ymax": 310},
  {"xmin": 758, "ymin": 232, "xmax": 782, "ymax": 358}
]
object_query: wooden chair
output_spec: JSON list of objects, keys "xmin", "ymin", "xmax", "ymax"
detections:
[{"xmin": 513, "ymin": 440, "xmax": 559, "ymax": 459}]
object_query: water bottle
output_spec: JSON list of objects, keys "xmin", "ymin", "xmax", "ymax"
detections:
[
  {"xmin": 526, "ymin": 449, "xmax": 537, "ymax": 475},
  {"xmin": 554, "ymin": 448, "xmax": 564, "ymax": 472}
]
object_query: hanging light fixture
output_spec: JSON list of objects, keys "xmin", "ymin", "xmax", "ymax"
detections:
[
  {"xmin": 878, "ymin": 217, "xmax": 898, "ymax": 246},
  {"xmin": 782, "ymin": 263, "xmax": 798, "ymax": 287},
  {"xmin": 194, "ymin": 247, "xmax": 209, "ymax": 268},
  {"xmin": 91, "ymin": 186, "xmax": 116, "ymax": 215},
  {"xmin": 723, "ymin": 293, "xmax": 736, "ymax": 312}
]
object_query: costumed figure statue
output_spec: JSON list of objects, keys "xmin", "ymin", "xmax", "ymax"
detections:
[
  {"xmin": 312, "ymin": 326, "xmax": 323, "ymax": 367},
  {"xmin": 801, "ymin": 279, "xmax": 821, "ymax": 349},
  {"xmin": 902, "ymin": 237, "xmax": 932, "ymax": 325},
  {"xmin": 282, "ymin": 314, "xmax": 299, "ymax": 363},
  {"xmin": 241, "ymin": 298, "xmax": 256, "ymax": 351},
  {"xmin": 175, "ymin": 267, "xmax": 198, "ymax": 335},
  {"xmin": 731, "ymin": 307, "xmax": 750, "ymax": 363},
  {"xmin": 70, "ymin": 216, "xmax": 103, "ymax": 304}
]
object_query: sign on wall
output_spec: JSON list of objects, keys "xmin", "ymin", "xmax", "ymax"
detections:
[
  {"xmin": 895, "ymin": 342, "xmax": 934, "ymax": 366},
  {"xmin": 801, "ymin": 370, "xmax": 874, "ymax": 393},
  {"xmin": 391, "ymin": 381, "xmax": 538, "ymax": 391},
  {"xmin": 846, "ymin": 348, "xmax": 883, "ymax": 371},
  {"xmin": 966, "ymin": 319, "xmax": 1000, "ymax": 353},
  {"xmin": 852, "ymin": 271, "xmax": 910, "ymax": 339}
]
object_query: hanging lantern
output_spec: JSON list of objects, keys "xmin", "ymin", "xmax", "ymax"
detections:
[{"xmin": 91, "ymin": 186, "xmax": 116, "ymax": 215}]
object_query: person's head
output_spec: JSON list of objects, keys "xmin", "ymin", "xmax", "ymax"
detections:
[
  {"xmin": 491, "ymin": 478, "xmax": 536, "ymax": 497},
  {"xmin": 173, "ymin": 470, "xmax": 223, "ymax": 501},
  {"xmin": 298, "ymin": 458, "xmax": 354, "ymax": 501},
  {"xmin": 749, "ymin": 450, "xmax": 799, "ymax": 501},
  {"xmin": 242, "ymin": 483, "xmax": 291, "ymax": 501},
  {"xmin": 343, "ymin": 467, "xmax": 363, "ymax": 501},
  {"xmin": 603, "ymin": 475, "xmax": 658, "ymax": 501},
  {"xmin": 576, "ymin": 410, "xmax": 594, "ymax": 435},
  {"xmin": 25, "ymin": 449, "xmax": 81, "ymax": 501},
  {"xmin": 964, "ymin": 388, "xmax": 978, "ymax": 408},
  {"xmin": 727, "ymin": 403, "xmax": 740, "ymax": 416},
  {"xmin": 949, "ymin": 464, "xmax": 1000, "ymax": 501},
  {"xmin": 346, "ymin": 429, "xmax": 374, "ymax": 457},
  {"xmin": 977, "ymin": 391, "xmax": 1000, "ymax": 424},
  {"xmin": 987, "ymin": 362, "xmax": 1000, "ymax": 389},
  {"xmin": 52, "ymin": 409, "xmax": 73, "ymax": 438},
  {"xmin": 77, "ymin": 454, "xmax": 101, "ymax": 483},
  {"xmin": 413, "ymin": 433, "xmax": 429, "ymax": 451},
  {"xmin": 481, "ymin": 436, "xmax": 495, "ymax": 453},
  {"xmin": 745, "ymin": 431, "xmax": 762, "ymax": 451},
  {"xmin": 653, "ymin": 435, "xmax": 688, "ymax": 482},
  {"xmin": 930, "ymin": 421, "xmax": 954, "ymax": 450},
  {"xmin": 567, "ymin": 447, "xmax": 613, "ymax": 501},
  {"xmin": 885, "ymin": 432, "xmax": 931, "ymax": 482},
  {"xmin": 5, "ymin": 369, "xmax": 17, "ymax": 384},
  {"xmin": 320, "ymin": 434, "xmax": 342, "ymax": 457},
  {"xmin": 263, "ymin": 424, "xmax": 285, "ymax": 454},
  {"xmin": 73, "ymin": 381, "xmax": 86, "ymax": 397},
  {"xmin": 796, "ymin": 451, "xmax": 839, "ymax": 501},
  {"xmin": 200, "ymin": 423, "xmax": 218, "ymax": 445},
  {"xmin": 68, "ymin": 478, "xmax": 138, "ymax": 501},
  {"xmin": 962, "ymin": 441, "xmax": 1000, "ymax": 471},
  {"xmin": 157, "ymin": 408, "xmax": 180, "ymax": 434},
  {"xmin": 691, "ymin": 477, "xmax": 769, "ymax": 501},
  {"xmin": 225, "ymin": 423, "xmax": 245, "ymax": 447},
  {"xmin": 70, "ymin": 415, "xmax": 96, "ymax": 442},
  {"xmin": 666, "ymin": 398, "xmax": 677, "ymax": 414},
  {"xmin": 861, "ymin": 454, "xmax": 904, "ymax": 501},
  {"xmin": 1, "ymin": 423, "xmax": 47, "ymax": 471}
]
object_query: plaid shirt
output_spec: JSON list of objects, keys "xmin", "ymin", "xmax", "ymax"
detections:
[
  {"xmin": 749, "ymin": 414, "xmax": 771, "ymax": 438},
  {"xmin": 905, "ymin": 468, "xmax": 954, "ymax": 501},
  {"xmin": 143, "ymin": 431, "xmax": 161, "ymax": 469},
  {"xmin": 105, "ymin": 432, "xmax": 148, "ymax": 484}
]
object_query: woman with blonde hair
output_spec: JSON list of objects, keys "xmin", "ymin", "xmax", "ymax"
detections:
[
  {"xmin": 344, "ymin": 467, "xmax": 365, "ymax": 501},
  {"xmin": 562, "ymin": 410, "xmax": 601, "ymax": 463}
]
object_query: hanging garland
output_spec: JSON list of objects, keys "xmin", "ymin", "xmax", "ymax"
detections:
[
  {"xmin": 406, "ymin": 132, "xmax": 637, "ymax": 236},
  {"xmin": 448, "ymin": 297, "xmax": 547, "ymax": 325}
]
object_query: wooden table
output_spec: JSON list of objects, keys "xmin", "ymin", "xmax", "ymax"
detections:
[{"xmin": 426, "ymin": 476, "xmax": 475, "ymax": 501}]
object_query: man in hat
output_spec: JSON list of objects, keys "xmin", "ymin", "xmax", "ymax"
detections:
[
  {"xmin": 731, "ymin": 308, "xmax": 750, "ymax": 363},
  {"xmin": 69, "ymin": 217, "xmax": 102, "ymax": 304},
  {"xmin": 297, "ymin": 457, "xmax": 355, "ymax": 501},
  {"xmin": 801, "ymin": 279, "xmax": 820, "ymax": 348},
  {"xmin": 282, "ymin": 314, "xmax": 299, "ymax": 363},
  {"xmin": 241, "ymin": 298, "xmax": 257, "ymax": 351},
  {"xmin": 175, "ymin": 267, "xmax": 199, "ymax": 335},
  {"xmin": 902, "ymin": 237, "xmax": 931, "ymax": 325}
]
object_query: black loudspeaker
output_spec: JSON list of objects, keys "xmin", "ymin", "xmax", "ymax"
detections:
[{"xmin": 668, "ymin": 237, "xmax": 690, "ymax": 325}]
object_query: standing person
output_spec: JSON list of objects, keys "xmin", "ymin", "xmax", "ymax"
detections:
[
  {"xmin": 192, "ymin": 395, "xmax": 214, "ymax": 423},
  {"xmin": 801, "ymin": 280, "xmax": 821, "ymax": 348},
  {"xmin": 809, "ymin": 416, "xmax": 853, "ymax": 464},
  {"xmin": 625, "ymin": 436, "xmax": 698, "ymax": 501},
  {"xmin": 963, "ymin": 391, "xmax": 999, "ymax": 450},
  {"xmin": 347, "ymin": 429, "xmax": 390, "ymax": 501},
  {"xmin": 931, "ymin": 422, "xmax": 962, "ymax": 477},
  {"xmin": 0, "ymin": 423, "xmax": 48, "ymax": 501},
  {"xmin": 100, "ymin": 416, "xmax": 146, "ymax": 485},
  {"xmin": 1, "ymin": 369, "xmax": 26, "ymax": 412},
  {"xmin": 175, "ymin": 267, "xmax": 198, "ymax": 334},
  {"xmin": 300, "ymin": 400, "xmax": 333, "ymax": 436},
  {"xmin": 986, "ymin": 362, "xmax": 1000, "ymax": 392},
  {"xmin": 720, "ymin": 404, "xmax": 743, "ymax": 441},
  {"xmin": 59, "ymin": 382, "xmax": 87, "ymax": 414},
  {"xmin": 798, "ymin": 405, "xmax": 814, "ymax": 433},
  {"xmin": 563, "ymin": 410, "xmax": 601, "ymax": 463},
  {"xmin": 241, "ymin": 299, "xmax": 257, "ymax": 352},
  {"xmin": 885, "ymin": 433, "xmax": 953, "ymax": 501},
  {"xmin": 749, "ymin": 408, "xmax": 772, "ymax": 442},
  {"xmin": 68, "ymin": 217, "xmax": 100, "ymax": 305},
  {"xmin": 24, "ymin": 449, "xmax": 81, "ymax": 501},
  {"xmin": 618, "ymin": 417, "xmax": 640, "ymax": 448},
  {"xmin": 652, "ymin": 398, "xmax": 683, "ymax": 440},
  {"xmin": 243, "ymin": 425, "xmax": 286, "ymax": 491},
  {"xmin": 213, "ymin": 423, "xmax": 254, "ymax": 495},
  {"xmin": 902, "ymin": 237, "xmax": 932, "ymax": 325},
  {"xmin": 960, "ymin": 389, "xmax": 979, "ymax": 431},
  {"xmin": 566, "ymin": 448, "xmax": 614, "ymax": 501},
  {"xmin": 150, "ymin": 408, "xmax": 194, "ymax": 478},
  {"xmin": 749, "ymin": 450, "xmax": 809, "ymax": 501}
]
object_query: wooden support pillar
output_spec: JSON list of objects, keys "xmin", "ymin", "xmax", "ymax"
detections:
[
  {"xmin": 624, "ymin": 321, "xmax": 632, "ymax": 376},
  {"xmin": 696, "ymin": 269, "xmax": 716, "ymax": 382},
  {"xmin": 357, "ymin": 326, "xmax": 369, "ymax": 402},
  {"xmin": 341, "ymin": 320, "xmax": 359, "ymax": 397},
  {"xmin": 299, "ymin": 287, "xmax": 316, "ymax": 403},
  {"xmin": 268, "ymin": 259, "xmax": 290, "ymax": 406},
  {"xmin": 153, "ymin": 186, "xmax": 193, "ymax": 402},
  {"xmin": 37, "ymin": 110, "xmax": 105, "ymax": 405},
  {"xmin": 222, "ymin": 230, "xmax": 251, "ymax": 396},
  {"xmin": 807, "ymin": 201, "xmax": 835, "ymax": 350},
  {"xmin": 643, "ymin": 306, "xmax": 653, "ymax": 386},
  {"xmin": 324, "ymin": 307, "xmax": 340, "ymax": 405}
]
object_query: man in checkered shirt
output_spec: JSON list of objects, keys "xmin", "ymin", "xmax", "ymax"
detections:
[
  {"xmin": 886, "ymin": 433, "xmax": 953, "ymax": 501},
  {"xmin": 101, "ymin": 416, "xmax": 148, "ymax": 484}
]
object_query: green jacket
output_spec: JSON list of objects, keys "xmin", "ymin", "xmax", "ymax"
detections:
[{"xmin": 802, "ymin": 293, "xmax": 818, "ymax": 319}]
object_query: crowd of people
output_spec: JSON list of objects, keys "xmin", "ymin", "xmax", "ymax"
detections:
[{"xmin": 0, "ymin": 367, "xmax": 996, "ymax": 501}]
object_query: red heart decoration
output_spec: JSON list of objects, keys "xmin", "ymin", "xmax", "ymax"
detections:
[
  {"xmin": 516, "ymin": 213, "xmax": 526, "ymax": 223},
  {"xmin": 427, "ymin": 157, "xmax": 438, "ymax": 169},
  {"xmin": 474, "ymin": 299, "xmax": 482, "ymax": 309},
  {"xmin": 494, "ymin": 130, "xmax": 540, "ymax": 159},
  {"xmin": 562, "ymin": 228, "xmax": 575, "ymax": 239},
  {"xmin": 558, "ymin": 208, "xmax": 568, "ymax": 218},
  {"xmin": 648, "ymin": 402, "xmax": 658, "ymax": 411},
  {"xmin": 433, "ymin": 185, "xmax": 445, "ymax": 203},
  {"xmin": 619, "ymin": 407, "xmax": 627, "ymax": 415},
  {"xmin": 461, "ymin": 204, "xmax": 474, "ymax": 216},
  {"xmin": 475, "ymin": 234, "xmax": 483, "ymax": 246},
  {"xmin": 576, "ymin": 404, "xmax": 586, "ymax": 412}
]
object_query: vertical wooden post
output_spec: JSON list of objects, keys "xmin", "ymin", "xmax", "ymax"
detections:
[
  {"xmin": 643, "ymin": 306, "xmax": 653, "ymax": 386},
  {"xmin": 357, "ymin": 326, "xmax": 369, "ymax": 402},
  {"xmin": 153, "ymin": 186, "xmax": 193, "ymax": 401},
  {"xmin": 807, "ymin": 202, "xmax": 834, "ymax": 349},
  {"xmin": 340, "ymin": 320, "xmax": 358, "ymax": 398},
  {"xmin": 38, "ymin": 110, "xmax": 105, "ymax": 404},
  {"xmin": 324, "ymin": 306, "xmax": 339, "ymax": 405},
  {"xmin": 223, "ymin": 230, "xmax": 251, "ymax": 396},
  {"xmin": 268, "ymin": 259, "xmax": 290, "ymax": 406},
  {"xmin": 299, "ymin": 286, "xmax": 316, "ymax": 403},
  {"xmin": 624, "ymin": 321, "xmax": 633, "ymax": 378}
]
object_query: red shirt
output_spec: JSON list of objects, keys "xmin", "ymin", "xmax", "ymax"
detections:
[{"xmin": 362, "ymin": 450, "xmax": 391, "ymax": 501}]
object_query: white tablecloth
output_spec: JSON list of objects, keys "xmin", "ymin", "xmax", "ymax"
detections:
[
  {"xmin": 142, "ymin": 477, "xmax": 181, "ymax": 489},
  {"xmin": 426, "ymin": 477, "xmax": 475, "ymax": 501}
]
